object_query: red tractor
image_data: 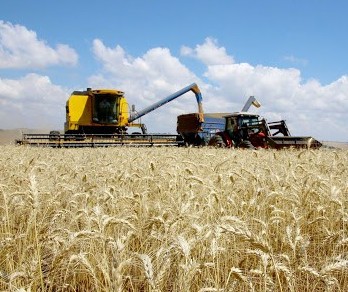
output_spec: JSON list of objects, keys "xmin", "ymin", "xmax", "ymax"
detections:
[{"xmin": 208, "ymin": 112, "xmax": 322, "ymax": 149}]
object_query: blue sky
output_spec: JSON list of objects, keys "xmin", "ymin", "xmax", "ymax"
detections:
[{"xmin": 1, "ymin": 0, "xmax": 348, "ymax": 141}]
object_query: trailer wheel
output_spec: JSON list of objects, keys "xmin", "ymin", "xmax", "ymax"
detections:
[
  {"xmin": 176, "ymin": 135, "xmax": 185, "ymax": 147},
  {"xmin": 208, "ymin": 135, "xmax": 226, "ymax": 148}
]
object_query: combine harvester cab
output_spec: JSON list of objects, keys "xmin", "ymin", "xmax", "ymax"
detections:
[{"xmin": 65, "ymin": 88, "xmax": 130, "ymax": 135}]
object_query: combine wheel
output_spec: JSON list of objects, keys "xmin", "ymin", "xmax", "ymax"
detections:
[
  {"xmin": 49, "ymin": 131, "xmax": 60, "ymax": 141},
  {"xmin": 208, "ymin": 135, "xmax": 226, "ymax": 148}
]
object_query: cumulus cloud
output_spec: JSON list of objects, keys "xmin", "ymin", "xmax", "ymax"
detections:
[
  {"xmin": 0, "ymin": 74, "xmax": 68, "ymax": 129},
  {"xmin": 0, "ymin": 21, "xmax": 78, "ymax": 69},
  {"xmin": 91, "ymin": 39, "xmax": 203, "ymax": 119},
  {"xmin": 284, "ymin": 55, "xmax": 308, "ymax": 66},
  {"xmin": 92, "ymin": 39, "xmax": 197, "ymax": 86},
  {"xmin": 181, "ymin": 37, "xmax": 234, "ymax": 65}
]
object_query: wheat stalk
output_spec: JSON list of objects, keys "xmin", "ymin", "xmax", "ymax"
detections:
[{"xmin": 0, "ymin": 146, "xmax": 347, "ymax": 290}]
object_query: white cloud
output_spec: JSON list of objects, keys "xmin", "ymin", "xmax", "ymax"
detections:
[
  {"xmin": 92, "ymin": 39, "xmax": 196, "ymax": 85},
  {"xmin": 284, "ymin": 55, "xmax": 308, "ymax": 66},
  {"xmin": 91, "ymin": 39, "xmax": 201, "ymax": 111},
  {"xmin": 181, "ymin": 37, "xmax": 234, "ymax": 65},
  {"xmin": 0, "ymin": 74, "xmax": 68, "ymax": 129},
  {"xmin": 0, "ymin": 21, "xmax": 78, "ymax": 69},
  {"xmin": 204, "ymin": 63, "xmax": 302, "ymax": 109}
]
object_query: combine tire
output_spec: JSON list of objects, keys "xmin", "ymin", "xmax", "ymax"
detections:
[
  {"xmin": 208, "ymin": 135, "xmax": 226, "ymax": 148},
  {"xmin": 49, "ymin": 131, "xmax": 60, "ymax": 141}
]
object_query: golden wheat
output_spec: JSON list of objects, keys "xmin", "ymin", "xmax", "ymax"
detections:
[{"xmin": 0, "ymin": 146, "xmax": 347, "ymax": 291}]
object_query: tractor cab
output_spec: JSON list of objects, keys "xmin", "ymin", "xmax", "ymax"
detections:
[
  {"xmin": 225, "ymin": 113, "xmax": 267, "ymax": 136},
  {"xmin": 223, "ymin": 113, "xmax": 270, "ymax": 148}
]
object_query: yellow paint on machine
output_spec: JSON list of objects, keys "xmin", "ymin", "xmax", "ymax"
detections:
[
  {"xmin": 65, "ymin": 94, "xmax": 91, "ymax": 131},
  {"xmin": 64, "ymin": 89, "xmax": 131, "ymax": 133}
]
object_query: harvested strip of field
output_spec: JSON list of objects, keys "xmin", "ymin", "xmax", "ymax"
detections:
[{"xmin": 1, "ymin": 146, "xmax": 348, "ymax": 291}]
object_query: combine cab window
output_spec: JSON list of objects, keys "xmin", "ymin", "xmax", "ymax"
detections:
[{"xmin": 93, "ymin": 94, "xmax": 118, "ymax": 124}]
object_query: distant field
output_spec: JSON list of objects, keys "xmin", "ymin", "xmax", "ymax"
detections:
[
  {"xmin": 1, "ymin": 146, "xmax": 347, "ymax": 291},
  {"xmin": 321, "ymin": 141, "xmax": 348, "ymax": 149},
  {"xmin": 0, "ymin": 129, "xmax": 53, "ymax": 145}
]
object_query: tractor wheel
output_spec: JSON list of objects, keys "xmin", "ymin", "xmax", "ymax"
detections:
[
  {"xmin": 208, "ymin": 135, "xmax": 226, "ymax": 148},
  {"xmin": 239, "ymin": 140, "xmax": 256, "ymax": 149}
]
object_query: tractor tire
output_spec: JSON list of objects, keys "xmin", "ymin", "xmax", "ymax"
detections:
[
  {"xmin": 239, "ymin": 140, "xmax": 256, "ymax": 149},
  {"xmin": 208, "ymin": 135, "xmax": 226, "ymax": 148}
]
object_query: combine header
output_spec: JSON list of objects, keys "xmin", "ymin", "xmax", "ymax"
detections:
[{"xmin": 17, "ymin": 133, "xmax": 183, "ymax": 148}]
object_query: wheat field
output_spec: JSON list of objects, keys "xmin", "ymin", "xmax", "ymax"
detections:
[{"xmin": 0, "ymin": 146, "xmax": 347, "ymax": 291}]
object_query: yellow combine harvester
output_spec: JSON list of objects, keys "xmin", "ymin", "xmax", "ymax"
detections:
[{"xmin": 17, "ymin": 83, "xmax": 204, "ymax": 147}]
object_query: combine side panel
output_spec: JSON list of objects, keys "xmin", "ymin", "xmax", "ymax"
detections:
[
  {"xmin": 118, "ymin": 96, "xmax": 130, "ymax": 126},
  {"xmin": 65, "ymin": 94, "xmax": 91, "ymax": 131}
]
